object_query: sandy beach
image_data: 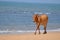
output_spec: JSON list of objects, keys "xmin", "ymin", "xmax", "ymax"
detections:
[{"xmin": 0, "ymin": 32, "xmax": 60, "ymax": 40}]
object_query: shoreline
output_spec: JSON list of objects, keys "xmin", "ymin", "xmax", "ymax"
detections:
[
  {"xmin": 0, "ymin": 32, "xmax": 60, "ymax": 40},
  {"xmin": 0, "ymin": 30, "xmax": 60, "ymax": 34}
]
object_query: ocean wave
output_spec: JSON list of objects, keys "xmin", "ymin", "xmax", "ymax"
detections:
[
  {"xmin": 34, "ymin": 12, "xmax": 51, "ymax": 14},
  {"xmin": 0, "ymin": 28, "xmax": 60, "ymax": 34},
  {"xmin": 46, "ymin": 13, "xmax": 51, "ymax": 14},
  {"xmin": 0, "ymin": 30, "xmax": 34, "ymax": 34}
]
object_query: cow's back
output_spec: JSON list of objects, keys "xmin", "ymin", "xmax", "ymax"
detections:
[{"xmin": 38, "ymin": 14, "xmax": 48, "ymax": 25}]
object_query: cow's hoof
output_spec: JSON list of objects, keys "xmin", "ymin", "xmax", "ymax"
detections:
[
  {"xmin": 43, "ymin": 32, "xmax": 47, "ymax": 34},
  {"xmin": 39, "ymin": 32, "xmax": 40, "ymax": 34},
  {"xmin": 34, "ymin": 32, "xmax": 36, "ymax": 35}
]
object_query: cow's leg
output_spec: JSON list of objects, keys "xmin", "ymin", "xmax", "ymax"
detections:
[
  {"xmin": 38, "ymin": 23, "xmax": 40, "ymax": 34},
  {"xmin": 34, "ymin": 23, "xmax": 38, "ymax": 35},
  {"xmin": 38, "ymin": 26, "xmax": 40, "ymax": 34},
  {"xmin": 34, "ymin": 23, "xmax": 40, "ymax": 35},
  {"xmin": 43, "ymin": 24, "xmax": 47, "ymax": 34},
  {"xmin": 34, "ymin": 27, "xmax": 37, "ymax": 35}
]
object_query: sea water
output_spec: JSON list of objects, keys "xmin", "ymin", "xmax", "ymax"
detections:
[{"xmin": 0, "ymin": 1, "xmax": 60, "ymax": 34}]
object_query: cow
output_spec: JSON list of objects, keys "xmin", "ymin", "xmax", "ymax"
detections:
[{"xmin": 33, "ymin": 14, "xmax": 48, "ymax": 35}]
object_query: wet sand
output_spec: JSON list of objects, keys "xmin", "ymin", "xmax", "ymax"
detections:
[{"xmin": 0, "ymin": 32, "xmax": 60, "ymax": 40}]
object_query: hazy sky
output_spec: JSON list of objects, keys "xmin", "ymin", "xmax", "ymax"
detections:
[{"xmin": 0, "ymin": 0, "xmax": 60, "ymax": 4}]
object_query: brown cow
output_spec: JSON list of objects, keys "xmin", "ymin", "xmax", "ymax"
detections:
[{"xmin": 33, "ymin": 14, "xmax": 48, "ymax": 35}]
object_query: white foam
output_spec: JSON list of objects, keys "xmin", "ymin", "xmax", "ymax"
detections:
[
  {"xmin": 0, "ymin": 28, "xmax": 60, "ymax": 34},
  {"xmin": 47, "ymin": 28, "xmax": 60, "ymax": 32},
  {"xmin": 34, "ymin": 12, "xmax": 51, "ymax": 14},
  {"xmin": 0, "ymin": 30, "xmax": 34, "ymax": 33},
  {"xmin": 34, "ymin": 12, "xmax": 43, "ymax": 14},
  {"xmin": 24, "ymin": 11, "xmax": 26, "ymax": 13},
  {"xmin": 0, "ymin": 30, "xmax": 60, "ymax": 33},
  {"xmin": 39, "ymin": 12, "xmax": 43, "ymax": 14},
  {"xmin": 46, "ymin": 13, "xmax": 51, "ymax": 14}
]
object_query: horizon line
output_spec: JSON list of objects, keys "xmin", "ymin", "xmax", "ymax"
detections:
[{"xmin": 0, "ymin": 1, "xmax": 60, "ymax": 4}]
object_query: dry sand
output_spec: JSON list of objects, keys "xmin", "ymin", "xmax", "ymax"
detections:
[{"xmin": 0, "ymin": 32, "xmax": 60, "ymax": 40}]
